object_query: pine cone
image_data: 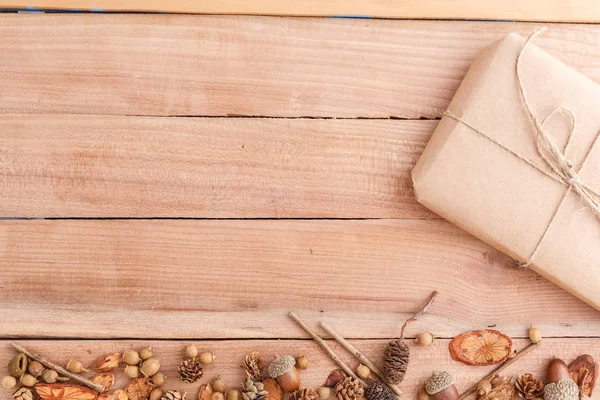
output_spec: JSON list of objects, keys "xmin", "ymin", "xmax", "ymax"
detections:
[
  {"xmin": 244, "ymin": 352, "xmax": 264, "ymax": 381},
  {"xmin": 289, "ymin": 388, "xmax": 319, "ymax": 400},
  {"xmin": 178, "ymin": 358, "xmax": 203, "ymax": 383},
  {"xmin": 13, "ymin": 388, "xmax": 34, "ymax": 400},
  {"xmin": 515, "ymin": 373, "xmax": 544, "ymax": 399},
  {"xmin": 365, "ymin": 382, "xmax": 396, "ymax": 400},
  {"xmin": 242, "ymin": 376, "xmax": 268, "ymax": 400},
  {"xmin": 162, "ymin": 390, "xmax": 187, "ymax": 400},
  {"xmin": 334, "ymin": 377, "xmax": 365, "ymax": 400},
  {"xmin": 384, "ymin": 340, "xmax": 410, "ymax": 385}
]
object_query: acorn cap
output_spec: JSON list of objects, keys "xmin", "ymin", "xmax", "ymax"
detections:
[
  {"xmin": 268, "ymin": 356, "xmax": 296, "ymax": 378},
  {"xmin": 544, "ymin": 379, "xmax": 579, "ymax": 400},
  {"xmin": 425, "ymin": 371, "xmax": 455, "ymax": 395}
]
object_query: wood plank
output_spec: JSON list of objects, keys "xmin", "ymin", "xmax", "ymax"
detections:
[
  {"xmin": 1, "ymin": 219, "xmax": 598, "ymax": 339},
  {"xmin": 1, "ymin": 339, "xmax": 598, "ymax": 399},
  {"xmin": 3, "ymin": 16, "xmax": 600, "ymax": 118},
  {"xmin": 0, "ymin": 116, "xmax": 432, "ymax": 219},
  {"xmin": 2, "ymin": 0, "xmax": 600, "ymax": 22}
]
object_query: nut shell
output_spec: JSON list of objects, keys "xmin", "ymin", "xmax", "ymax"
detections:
[{"xmin": 8, "ymin": 353, "xmax": 28, "ymax": 378}]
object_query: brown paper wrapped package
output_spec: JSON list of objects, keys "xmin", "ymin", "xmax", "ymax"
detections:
[{"xmin": 412, "ymin": 32, "xmax": 600, "ymax": 311}]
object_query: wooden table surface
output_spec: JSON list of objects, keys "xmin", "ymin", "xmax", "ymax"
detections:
[{"xmin": 0, "ymin": 8, "xmax": 599, "ymax": 400}]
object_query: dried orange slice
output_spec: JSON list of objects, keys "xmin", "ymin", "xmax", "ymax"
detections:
[{"xmin": 449, "ymin": 330, "xmax": 512, "ymax": 366}]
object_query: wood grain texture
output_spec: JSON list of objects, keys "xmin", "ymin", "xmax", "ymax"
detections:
[
  {"xmin": 0, "ymin": 116, "xmax": 432, "ymax": 218},
  {"xmin": 3, "ymin": 16, "xmax": 600, "ymax": 118},
  {"xmin": 1, "ymin": 219, "xmax": 598, "ymax": 339},
  {"xmin": 1, "ymin": 339, "xmax": 598, "ymax": 399},
  {"xmin": 2, "ymin": 0, "xmax": 600, "ymax": 22}
]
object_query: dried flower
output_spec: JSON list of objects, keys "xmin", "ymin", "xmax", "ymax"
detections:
[
  {"xmin": 94, "ymin": 353, "xmax": 122, "ymax": 372},
  {"xmin": 98, "ymin": 390, "xmax": 128, "ymax": 400},
  {"xmin": 569, "ymin": 354, "xmax": 599, "ymax": 397},
  {"xmin": 244, "ymin": 352, "xmax": 264, "ymax": 381},
  {"xmin": 450, "ymin": 330, "xmax": 512, "ymax": 366},
  {"xmin": 515, "ymin": 373, "xmax": 544, "ymax": 399},
  {"xmin": 178, "ymin": 358, "xmax": 203, "ymax": 383},
  {"xmin": 333, "ymin": 377, "xmax": 364, "ymax": 400},
  {"xmin": 126, "ymin": 378, "xmax": 156, "ymax": 400},
  {"xmin": 92, "ymin": 373, "xmax": 116, "ymax": 392}
]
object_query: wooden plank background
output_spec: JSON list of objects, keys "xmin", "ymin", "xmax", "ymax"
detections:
[
  {"xmin": 1, "ymin": 13, "xmax": 599, "ymax": 400},
  {"xmin": 1, "ymin": 0, "xmax": 600, "ymax": 22}
]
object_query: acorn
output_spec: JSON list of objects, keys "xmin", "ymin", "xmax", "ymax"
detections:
[
  {"xmin": 416, "ymin": 332, "xmax": 435, "ymax": 347},
  {"xmin": 125, "ymin": 365, "xmax": 141, "ymax": 379},
  {"xmin": 152, "ymin": 372, "xmax": 167, "ymax": 386},
  {"xmin": 123, "ymin": 351, "xmax": 141, "ymax": 366},
  {"xmin": 199, "ymin": 352, "xmax": 216, "ymax": 364},
  {"xmin": 139, "ymin": 347, "xmax": 154, "ymax": 360},
  {"xmin": 211, "ymin": 376, "xmax": 226, "ymax": 393},
  {"xmin": 185, "ymin": 345, "xmax": 199, "ymax": 359},
  {"xmin": 225, "ymin": 389, "xmax": 241, "ymax": 400},
  {"xmin": 317, "ymin": 387, "xmax": 331, "ymax": 399},
  {"xmin": 425, "ymin": 371, "xmax": 458, "ymax": 400},
  {"xmin": 529, "ymin": 324, "xmax": 542, "ymax": 344},
  {"xmin": 545, "ymin": 358, "xmax": 579, "ymax": 400},
  {"xmin": 268, "ymin": 355, "xmax": 301, "ymax": 392},
  {"xmin": 8, "ymin": 353, "xmax": 28, "ymax": 378},
  {"xmin": 356, "ymin": 365, "xmax": 371, "ymax": 380},
  {"xmin": 66, "ymin": 360, "xmax": 88, "ymax": 374},
  {"xmin": 1, "ymin": 375, "xmax": 17, "ymax": 390},
  {"xmin": 547, "ymin": 358, "xmax": 571, "ymax": 384},
  {"xmin": 295, "ymin": 355, "xmax": 308, "ymax": 370},
  {"xmin": 141, "ymin": 358, "xmax": 161, "ymax": 377},
  {"xmin": 20, "ymin": 374, "xmax": 37, "ymax": 388},
  {"xmin": 150, "ymin": 388, "xmax": 164, "ymax": 400}
]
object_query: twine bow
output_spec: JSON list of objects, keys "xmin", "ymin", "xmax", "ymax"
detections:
[{"xmin": 445, "ymin": 28, "xmax": 600, "ymax": 267}]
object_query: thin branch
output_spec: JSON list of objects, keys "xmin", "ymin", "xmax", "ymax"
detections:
[
  {"xmin": 400, "ymin": 291, "xmax": 438, "ymax": 339},
  {"xmin": 10, "ymin": 342, "xmax": 105, "ymax": 393},
  {"xmin": 289, "ymin": 312, "xmax": 365, "ymax": 386},
  {"xmin": 458, "ymin": 342, "xmax": 542, "ymax": 399},
  {"xmin": 320, "ymin": 322, "xmax": 403, "ymax": 397}
]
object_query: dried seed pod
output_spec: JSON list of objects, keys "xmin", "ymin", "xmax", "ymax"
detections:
[
  {"xmin": 356, "ymin": 365, "xmax": 371, "ymax": 380},
  {"xmin": 268, "ymin": 355, "xmax": 301, "ymax": 392},
  {"xmin": 200, "ymin": 352, "xmax": 216, "ymax": 365},
  {"xmin": 425, "ymin": 371, "xmax": 458, "ymax": 400},
  {"xmin": 92, "ymin": 373, "xmax": 116, "ymax": 392},
  {"xmin": 333, "ymin": 377, "xmax": 364, "ymax": 400},
  {"xmin": 94, "ymin": 353, "xmax": 122, "ymax": 372},
  {"xmin": 528, "ymin": 324, "xmax": 542, "ymax": 344},
  {"xmin": 123, "ymin": 351, "xmax": 141, "ymax": 366},
  {"xmin": 141, "ymin": 358, "xmax": 161, "ymax": 377},
  {"xmin": 185, "ymin": 345, "xmax": 199, "ymax": 359},
  {"xmin": 150, "ymin": 388, "xmax": 165, "ymax": 400},
  {"xmin": 243, "ymin": 352, "xmax": 264, "ymax": 381},
  {"xmin": 212, "ymin": 392, "xmax": 225, "ymax": 400},
  {"xmin": 364, "ymin": 381, "xmax": 395, "ymax": 400},
  {"xmin": 139, "ymin": 347, "xmax": 154, "ymax": 360},
  {"xmin": 27, "ymin": 361, "xmax": 45, "ymax": 378},
  {"xmin": 178, "ymin": 358, "xmax": 203, "ymax": 383},
  {"xmin": 568, "ymin": 354, "xmax": 599, "ymax": 397},
  {"xmin": 416, "ymin": 332, "xmax": 434, "ymax": 347},
  {"xmin": 295, "ymin": 356, "xmax": 309, "ymax": 370},
  {"xmin": 20, "ymin": 374, "xmax": 37, "ymax": 388},
  {"xmin": 317, "ymin": 387, "xmax": 331, "ymax": 399},
  {"xmin": 162, "ymin": 390, "xmax": 187, "ymax": 400},
  {"xmin": 289, "ymin": 388, "xmax": 318, "ymax": 400},
  {"xmin": 66, "ymin": 360, "xmax": 88, "ymax": 374},
  {"xmin": 152, "ymin": 372, "xmax": 167, "ymax": 386},
  {"xmin": 226, "ymin": 390, "xmax": 241, "ymax": 400},
  {"xmin": 12, "ymin": 387, "xmax": 34, "ymax": 400},
  {"xmin": 211, "ymin": 376, "xmax": 226, "ymax": 393},
  {"xmin": 2, "ymin": 375, "xmax": 17, "ymax": 390},
  {"xmin": 42, "ymin": 370, "xmax": 59, "ymax": 384},
  {"xmin": 515, "ymin": 373, "xmax": 544, "ymax": 400},
  {"xmin": 125, "ymin": 365, "xmax": 141, "ymax": 379},
  {"xmin": 8, "ymin": 353, "xmax": 28, "ymax": 378}
]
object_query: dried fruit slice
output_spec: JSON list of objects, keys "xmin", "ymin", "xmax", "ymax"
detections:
[
  {"xmin": 480, "ymin": 384, "xmax": 515, "ymax": 400},
  {"xmin": 450, "ymin": 330, "xmax": 512, "ymax": 366},
  {"xmin": 35, "ymin": 384, "xmax": 98, "ymax": 400}
]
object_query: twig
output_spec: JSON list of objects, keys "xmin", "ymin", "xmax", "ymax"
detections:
[
  {"xmin": 10, "ymin": 342, "xmax": 105, "ymax": 393},
  {"xmin": 320, "ymin": 322, "xmax": 403, "ymax": 397},
  {"xmin": 458, "ymin": 342, "xmax": 542, "ymax": 399},
  {"xmin": 289, "ymin": 312, "xmax": 366, "ymax": 386},
  {"xmin": 400, "ymin": 291, "xmax": 438, "ymax": 339}
]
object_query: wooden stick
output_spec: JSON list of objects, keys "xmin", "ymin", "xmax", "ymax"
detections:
[
  {"xmin": 320, "ymin": 322, "xmax": 403, "ymax": 397},
  {"xmin": 289, "ymin": 312, "xmax": 366, "ymax": 386},
  {"xmin": 458, "ymin": 342, "xmax": 542, "ymax": 399},
  {"xmin": 10, "ymin": 342, "xmax": 105, "ymax": 393},
  {"xmin": 400, "ymin": 291, "xmax": 438, "ymax": 339}
]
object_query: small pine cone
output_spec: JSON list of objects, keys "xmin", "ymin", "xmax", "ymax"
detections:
[
  {"xmin": 242, "ymin": 376, "xmax": 268, "ymax": 400},
  {"xmin": 515, "ymin": 373, "xmax": 544, "ymax": 400},
  {"xmin": 365, "ymin": 382, "xmax": 396, "ymax": 400},
  {"xmin": 244, "ymin": 352, "xmax": 264, "ymax": 381},
  {"xmin": 162, "ymin": 390, "xmax": 187, "ymax": 400},
  {"xmin": 13, "ymin": 388, "xmax": 34, "ymax": 400},
  {"xmin": 384, "ymin": 340, "xmax": 410, "ymax": 385},
  {"xmin": 178, "ymin": 358, "xmax": 203, "ymax": 383},
  {"xmin": 289, "ymin": 388, "xmax": 319, "ymax": 400},
  {"xmin": 334, "ymin": 377, "xmax": 365, "ymax": 400}
]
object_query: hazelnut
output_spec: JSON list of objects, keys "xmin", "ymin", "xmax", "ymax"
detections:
[
  {"xmin": 152, "ymin": 372, "xmax": 167, "ymax": 386},
  {"xmin": 226, "ymin": 389, "xmax": 241, "ymax": 400},
  {"xmin": 295, "ymin": 355, "xmax": 308, "ymax": 370},
  {"xmin": 186, "ymin": 345, "xmax": 199, "ymax": 359},
  {"xmin": 529, "ymin": 324, "xmax": 542, "ymax": 344},
  {"xmin": 2, "ymin": 375, "xmax": 17, "ymax": 390},
  {"xmin": 139, "ymin": 347, "xmax": 154, "ymax": 360},
  {"xmin": 425, "ymin": 371, "xmax": 458, "ymax": 400},
  {"xmin": 268, "ymin": 355, "xmax": 301, "ymax": 392},
  {"xmin": 8, "ymin": 353, "xmax": 28, "ymax": 378},
  {"xmin": 199, "ymin": 352, "xmax": 216, "ymax": 364},
  {"xmin": 141, "ymin": 358, "xmax": 160, "ymax": 377},
  {"xmin": 150, "ymin": 387, "xmax": 164, "ymax": 400},
  {"xmin": 20, "ymin": 374, "xmax": 37, "ymax": 388},
  {"xmin": 211, "ymin": 376, "xmax": 226, "ymax": 393},
  {"xmin": 416, "ymin": 332, "xmax": 435, "ymax": 346},
  {"xmin": 212, "ymin": 392, "xmax": 225, "ymax": 400},
  {"xmin": 43, "ymin": 370, "xmax": 59, "ymax": 384},
  {"xmin": 66, "ymin": 360, "xmax": 88, "ymax": 374},
  {"xmin": 356, "ymin": 365, "xmax": 371, "ymax": 380},
  {"xmin": 27, "ymin": 361, "xmax": 45, "ymax": 377},
  {"xmin": 125, "ymin": 365, "xmax": 140, "ymax": 379},
  {"xmin": 317, "ymin": 387, "xmax": 331, "ymax": 399},
  {"xmin": 123, "ymin": 351, "xmax": 141, "ymax": 366},
  {"xmin": 417, "ymin": 389, "xmax": 430, "ymax": 400}
]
